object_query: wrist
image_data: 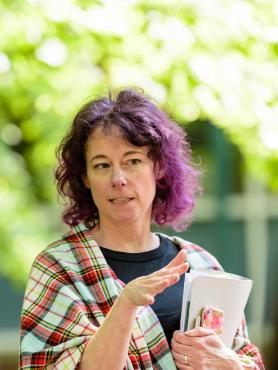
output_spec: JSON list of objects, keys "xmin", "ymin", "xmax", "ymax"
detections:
[{"xmin": 118, "ymin": 290, "xmax": 139, "ymax": 312}]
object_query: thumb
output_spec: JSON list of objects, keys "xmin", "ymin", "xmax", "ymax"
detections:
[{"xmin": 166, "ymin": 249, "xmax": 188, "ymax": 269}]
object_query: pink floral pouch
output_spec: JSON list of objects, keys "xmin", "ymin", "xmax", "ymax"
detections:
[{"xmin": 200, "ymin": 306, "xmax": 224, "ymax": 335}]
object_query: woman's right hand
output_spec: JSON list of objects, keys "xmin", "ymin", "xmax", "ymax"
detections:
[
  {"xmin": 80, "ymin": 250, "xmax": 188, "ymax": 370},
  {"xmin": 121, "ymin": 249, "xmax": 189, "ymax": 307}
]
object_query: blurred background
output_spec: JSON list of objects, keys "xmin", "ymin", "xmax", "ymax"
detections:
[{"xmin": 0, "ymin": 0, "xmax": 277, "ymax": 368}]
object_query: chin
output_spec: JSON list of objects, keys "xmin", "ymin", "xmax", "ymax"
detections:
[{"xmin": 110, "ymin": 211, "xmax": 143, "ymax": 224}]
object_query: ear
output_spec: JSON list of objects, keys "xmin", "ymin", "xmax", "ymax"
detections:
[
  {"xmin": 154, "ymin": 164, "xmax": 165, "ymax": 180},
  {"xmin": 82, "ymin": 174, "xmax": 91, "ymax": 189}
]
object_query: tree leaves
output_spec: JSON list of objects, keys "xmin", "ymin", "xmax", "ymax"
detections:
[{"xmin": 0, "ymin": 0, "xmax": 277, "ymax": 283}]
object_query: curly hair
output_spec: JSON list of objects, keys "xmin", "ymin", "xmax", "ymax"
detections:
[{"xmin": 55, "ymin": 88, "xmax": 201, "ymax": 231}]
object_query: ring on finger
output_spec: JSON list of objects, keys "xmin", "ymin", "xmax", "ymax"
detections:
[{"xmin": 184, "ymin": 354, "xmax": 189, "ymax": 365}]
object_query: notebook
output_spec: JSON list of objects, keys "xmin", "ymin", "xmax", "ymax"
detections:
[{"xmin": 180, "ymin": 269, "xmax": 253, "ymax": 348}]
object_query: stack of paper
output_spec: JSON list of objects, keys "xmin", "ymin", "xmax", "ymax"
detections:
[{"xmin": 180, "ymin": 269, "xmax": 253, "ymax": 348}]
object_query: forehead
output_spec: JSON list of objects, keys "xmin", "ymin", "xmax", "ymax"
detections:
[
  {"xmin": 86, "ymin": 126, "xmax": 146, "ymax": 154},
  {"xmin": 89, "ymin": 126, "xmax": 122, "ymax": 142}
]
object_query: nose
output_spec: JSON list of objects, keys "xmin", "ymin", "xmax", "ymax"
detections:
[{"xmin": 112, "ymin": 169, "xmax": 127, "ymax": 188}]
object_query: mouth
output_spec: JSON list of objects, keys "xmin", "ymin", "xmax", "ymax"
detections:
[{"xmin": 109, "ymin": 197, "xmax": 134, "ymax": 204}]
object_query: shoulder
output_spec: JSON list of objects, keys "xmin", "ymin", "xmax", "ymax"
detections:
[
  {"xmin": 157, "ymin": 233, "xmax": 223, "ymax": 271},
  {"xmin": 33, "ymin": 223, "xmax": 99, "ymax": 272}
]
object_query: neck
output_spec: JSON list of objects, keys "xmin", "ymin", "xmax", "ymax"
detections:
[{"xmin": 91, "ymin": 221, "xmax": 159, "ymax": 253}]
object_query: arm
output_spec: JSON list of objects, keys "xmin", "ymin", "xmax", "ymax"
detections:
[
  {"xmin": 20, "ymin": 247, "xmax": 188, "ymax": 369},
  {"xmin": 79, "ymin": 294, "xmax": 137, "ymax": 370},
  {"xmin": 79, "ymin": 250, "xmax": 189, "ymax": 370}
]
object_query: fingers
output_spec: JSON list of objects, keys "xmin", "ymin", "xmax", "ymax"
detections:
[
  {"xmin": 172, "ymin": 329, "xmax": 216, "ymax": 349},
  {"xmin": 172, "ymin": 329, "xmax": 224, "ymax": 358},
  {"xmin": 151, "ymin": 273, "xmax": 180, "ymax": 292},
  {"xmin": 122, "ymin": 249, "xmax": 188, "ymax": 307},
  {"xmin": 138, "ymin": 278, "xmax": 175, "ymax": 305},
  {"xmin": 148, "ymin": 249, "xmax": 188, "ymax": 279},
  {"xmin": 172, "ymin": 334, "xmax": 192, "ymax": 349},
  {"xmin": 172, "ymin": 332, "xmax": 233, "ymax": 369},
  {"xmin": 184, "ymin": 327, "xmax": 215, "ymax": 337},
  {"xmin": 141, "ymin": 273, "xmax": 180, "ymax": 299},
  {"xmin": 153, "ymin": 260, "xmax": 189, "ymax": 279},
  {"xmin": 173, "ymin": 328, "xmax": 215, "ymax": 342},
  {"xmin": 145, "ymin": 273, "xmax": 180, "ymax": 285},
  {"xmin": 171, "ymin": 350, "xmax": 194, "ymax": 370},
  {"xmin": 123, "ymin": 270, "xmax": 182, "ymax": 307},
  {"xmin": 146, "ymin": 271, "xmax": 182, "ymax": 298},
  {"xmin": 144, "ymin": 294, "xmax": 155, "ymax": 305},
  {"xmin": 172, "ymin": 262, "xmax": 189, "ymax": 276},
  {"xmin": 150, "ymin": 265, "xmax": 185, "ymax": 279},
  {"xmin": 166, "ymin": 249, "xmax": 187, "ymax": 269}
]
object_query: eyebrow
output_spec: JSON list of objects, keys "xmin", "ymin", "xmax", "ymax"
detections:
[{"xmin": 90, "ymin": 150, "xmax": 145, "ymax": 162}]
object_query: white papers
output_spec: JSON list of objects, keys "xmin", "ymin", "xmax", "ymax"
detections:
[{"xmin": 180, "ymin": 269, "xmax": 253, "ymax": 348}]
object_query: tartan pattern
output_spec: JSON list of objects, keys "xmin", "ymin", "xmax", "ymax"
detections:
[{"xmin": 20, "ymin": 224, "xmax": 264, "ymax": 369}]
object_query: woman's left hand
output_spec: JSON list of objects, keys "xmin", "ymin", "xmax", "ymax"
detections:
[{"xmin": 171, "ymin": 328, "xmax": 243, "ymax": 370}]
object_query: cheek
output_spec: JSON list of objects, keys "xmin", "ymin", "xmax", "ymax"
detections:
[
  {"xmin": 148, "ymin": 170, "xmax": 157, "ymax": 189},
  {"xmin": 89, "ymin": 181, "xmax": 107, "ymax": 204},
  {"xmin": 138, "ymin": 171, "xmax": 157, "ymax": 197}
]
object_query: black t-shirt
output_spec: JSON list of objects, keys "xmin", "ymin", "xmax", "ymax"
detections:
[{"xmin": 100, "ymin": 235, "xmax": 185, "ymax": 345}]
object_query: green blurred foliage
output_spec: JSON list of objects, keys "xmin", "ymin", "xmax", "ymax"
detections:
[{"xmin": 0, "ymin": 0, "xmax": 278, "ymax": 284}]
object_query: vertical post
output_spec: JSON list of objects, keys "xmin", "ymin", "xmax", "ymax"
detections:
[
  {"xmin": 209, "ymin": 124, "xmax": 234, "ymax": 268},
  {"xmin": 243, "ymin": 176, "xmax": 268, "ymax": 347}
]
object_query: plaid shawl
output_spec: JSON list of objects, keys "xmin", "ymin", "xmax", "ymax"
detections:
[{"xmin": 20, "ymin": 224, "xmax": 264, "ymax": 369}]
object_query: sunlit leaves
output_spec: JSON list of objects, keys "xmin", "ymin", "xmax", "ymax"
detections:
[{"xmin": 0, "ymin": 0, "xmax": 278, "ymax": 283}]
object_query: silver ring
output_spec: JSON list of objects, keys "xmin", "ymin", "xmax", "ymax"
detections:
[{"xmin": 184, "ymin": 354, "xmax": 189, "ymax": 365}]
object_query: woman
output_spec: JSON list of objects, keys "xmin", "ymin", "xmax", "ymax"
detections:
[{"xmin": 20, "ymin": 88, "xmax": 264, "ymax": 369}]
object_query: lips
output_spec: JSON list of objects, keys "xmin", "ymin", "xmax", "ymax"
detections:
[{"xmin": 109, "ymin": 197, "xmax": 134, "ymax": 203}]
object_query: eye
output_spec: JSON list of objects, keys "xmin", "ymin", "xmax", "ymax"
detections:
[
  {"xmin": 127, "ymin": 158, "xmax": 141, "ymax": 165},
  {"xmin": 93, "ymin": 163, "xmax": 110, "ymax": 169}
]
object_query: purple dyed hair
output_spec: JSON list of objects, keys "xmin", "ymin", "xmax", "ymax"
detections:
[{"xmin": 55, "ymin": 88, "xmax": 201, "ymax": 231}]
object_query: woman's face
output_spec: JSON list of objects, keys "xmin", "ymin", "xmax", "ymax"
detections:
[{"xmin": 83, "ymin": 126, "xmax": 157, "ymax": 227}]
